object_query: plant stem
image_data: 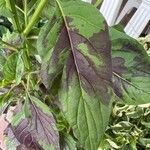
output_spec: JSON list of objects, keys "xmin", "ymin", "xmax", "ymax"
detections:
[
  {"xmin": 9, "ymin": 0, "xmax": 21, "ymax": 32},
  {"xmin": 23, "ymin": 0, "xmax": 28, "ymax": 27},
  {"xmin": 22, "ymin": 81, "xmax": 30, "ymax": 97},
  {"xmin": 94, "ymin": 0, "xmax": 102, "ymax": 8},
  {"xmin": 16, "ymin": 5, "xmax": 24, "ymax": 14},
  {"xmin": 23, "ymin": 0, "xmax": 48, "ymax": 36},
  {"xmin": 2, "ymin": 84, "xmax": 16, "ymax": 104}
]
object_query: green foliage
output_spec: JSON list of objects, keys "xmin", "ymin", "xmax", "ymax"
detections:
[
  {"xmin": 138, "ymin": 35, "xmax": 150, "ymax": 55},
  {"xmin": 0, "ymin": 0, "xmax": 149, "ymax": 150},
  {"xmin": 5, "ymin": 96, "xmax": 60, "ymax": 149},
  {"xmin": 0, "ymin": 49, "xmax": 6, "ymax": 73},
  {"xmin": 99, "ymin": 102, "xmax": 150, "ymax": 149},
  {"xmin": 39, "ymin": 1, "xmax": 113, "ymax": 149},
  {"xmin": 3, "ymin": 50, "xmax": 24, "ymax": 85},
  {"xmin": 0, "ymin": 0, "xmax": 12, "ymax": 18}
]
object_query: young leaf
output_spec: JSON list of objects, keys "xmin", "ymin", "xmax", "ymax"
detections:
[
  {"xmin": 3, "ymin": 53, "xmax": 18, "ymax": 82},
  {"xmin": 15, "ymin": 51, "xmax": 24, "ymax": 85},
  {"xmin": 5, "ymin": 96, "xmax": 60, "ymax": 150},
  {"xmin": 52, "ymin": 1, "xmax": 112, "ymax": 149},
  {"xmin": 0, "ymin": 50, "xmax": 6, "ymax": 72},
  {"xmin": 110, "ymin": 27, "xmax": 150, "ymax": 105},
  {"xmin": 3, "ymin": 51, "xmax": 24, "ymax": 84}
]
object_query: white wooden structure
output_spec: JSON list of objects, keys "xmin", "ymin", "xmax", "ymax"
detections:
[{"xmin": 100, "ymin": 0, "xmax": 150, "ymax": 38}]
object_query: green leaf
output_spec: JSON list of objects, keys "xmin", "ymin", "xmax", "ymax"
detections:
[
  {"xmin": 139, "ymin": 138, "xmax": 150, "ymax": 148},
  {"xmin": 15, "ymin": 51, "xmax": 24, "ymax": 85},
  {"xmin": 110, "ymin": 27, "xmax": 150, "ymax": 105},
  {"xmin": 3, "ymin": 53, "xmax": 18, "ymax": 82},
  {"xmin": 0, "ymin": 0, "xmax": 12, "ymax": 18},
  {"xmin": 0, "ymin": 50, "xmax": 6, "ymax": 72},
  {"xmin": 41, "ymin": 0, "xmax": 56, "ymax": 19},
  {"xmin": 3, "ymin": 51, "xmax": 24, "ymax": 84},
  {"xmin": 50, "ymin": 1, "xmax": 112, "ymax": 149},
  {"xmin": 60, "ymin": 133, "xmax": 77, "ymax": 150},
  {"xmin": 37, "ymin": 8, "xmax": 70, "ymax": 88},
  {"xmin": 5, "ymin": 96, "xmax": 60, "ymax": 150},
  {"xmin": 37, "ymin": 9, "xmax": 61, "ymax": 61}
]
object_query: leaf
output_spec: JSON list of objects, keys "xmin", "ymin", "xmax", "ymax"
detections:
[
  {"xmin": 15, "ymin": 51, "xmax": 24, "ymax": 85},
  {"xmin": 106, "ymin": 139, "xmax": 120, "ymax": 149},
  {"xmin": 41, "ymin": 0, "xmax": 56, "ymax": 19},
  {"xmin": 5, "ymin": 96, "xmax": 60, "ymax": 150},
  {"xmin": 50, "ymin": 1, "xmax": 112, "ymax": 149},
  {"xmin": 60, "ymin": 133, "xmax": 77, "ymax": 150},
  {"xmin": 139, "ymin": 138, "xmax": 150, "ymax": 147},
  {"xmin": 3, "ymin": 50, "xmax": 24, "ymax": 85},
  {"xmin": 0, "ymin": 50, "xmax": 6, "ymax": 72},
  {"xmin": 37, "ymin": 11, "xmax": 62, "ymax": 61},
  {"xmin": 3, "ymin": 53, "xmax": 18, "ymax": 82},
  {"xmin": 38, "ymin": 17, "xmax": 69, "ymax": 88},
  {"xmin": 110, "ymin": 27, "xmax": 150, "ymax": 105},
  {"xmin": 0, "ymin": 0, "xmax": 12, "ymax": 18}
]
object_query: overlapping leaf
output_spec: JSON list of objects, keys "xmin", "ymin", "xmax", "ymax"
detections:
[
  {"xmin": 100, "ymin": 102, "xmax": 150, "ymax": 149},
  {"xmin": 5, "ymin": 96, "xmax": 60, "ymax": 150},
  {"xmin": 3, "ymin": 52, "xmax": 18, "ymax": 82},
  {"xmin": 0, "ymin": 49, "xmax": 6, "ymax": 73},
  {"xmin": 3, "ymin": 51, "xmax": 24, "ymax": 84},
  {"xmin": 38, "ymin": 0, "xmax": 112, "ymax": 149},
  {"xmin": 110, "ymin": 27, "xmax": 150, "ymax": 104},
  {"xmin": 60, "ymin": 133, "xmax": 77, "ymax": 150}
]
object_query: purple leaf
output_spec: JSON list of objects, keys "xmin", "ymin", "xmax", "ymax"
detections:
[{"xmin": 5, "ymin": 97, "xmax": 60, "ymax": 150}]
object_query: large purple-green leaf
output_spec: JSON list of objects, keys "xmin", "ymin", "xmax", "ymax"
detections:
[
  {"xmin": 38, "ymin": 1, "xmax": 112, "ymax": 149},
  {"xmin": 52, "ymin": 1, "xmax": 112, "ymax": 149},
  {"xmin": 5, "ymin": 96, "xmax": 60, "ymax": 150},
  {"xmin": 110, "ymin": 27, "xmax": 150, "ymax": 104}
]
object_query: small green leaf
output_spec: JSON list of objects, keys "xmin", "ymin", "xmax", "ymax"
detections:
[
  {"xmin": 3, "ymin": 50, "xmax": 24, "ymax": 85},
  {"xmin": 15, "ymin": 51, "xmax": 24, "ymax": 85},
  {"xmin": 0, "ymin": 50, "xmax": 6, "ymax": 72},
  {"xmin": 3, "ymin": 53, "xmax": 18, "ymax": 82}
]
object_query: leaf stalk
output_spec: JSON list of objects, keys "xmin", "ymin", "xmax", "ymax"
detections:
[{"xmin": 23, "ymin": 0, "xmax": 48, "ymax": 36}]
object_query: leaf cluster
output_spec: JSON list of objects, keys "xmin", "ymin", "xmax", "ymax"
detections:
[
  {"xmin": 0, "ymin": 0, "xmax": 149, "ymax": 150},
  {"xmin": 100, "ymin": 102, "xmax": 150, "ymax": 150}
]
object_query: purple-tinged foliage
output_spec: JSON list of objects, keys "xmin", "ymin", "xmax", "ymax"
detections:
[
  {"xmin": 38, "ymin": 1, "xmax": 113, "ymax": 149},
  {"xmin": 5, "ymin": 97, "xmax": 60, "ymax": 150},
  {"xmin": 110, "ymin": 27, "xmax": 150, "ymax": 104}
]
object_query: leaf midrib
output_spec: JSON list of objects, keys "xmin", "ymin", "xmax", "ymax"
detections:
[
  {"xmin": 56, "ymin": 1, "xmax": 94, "ymax": 148},
  {"xmin": 55, "ymin": 0, "xmax": 83, "ymax": 90}
]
